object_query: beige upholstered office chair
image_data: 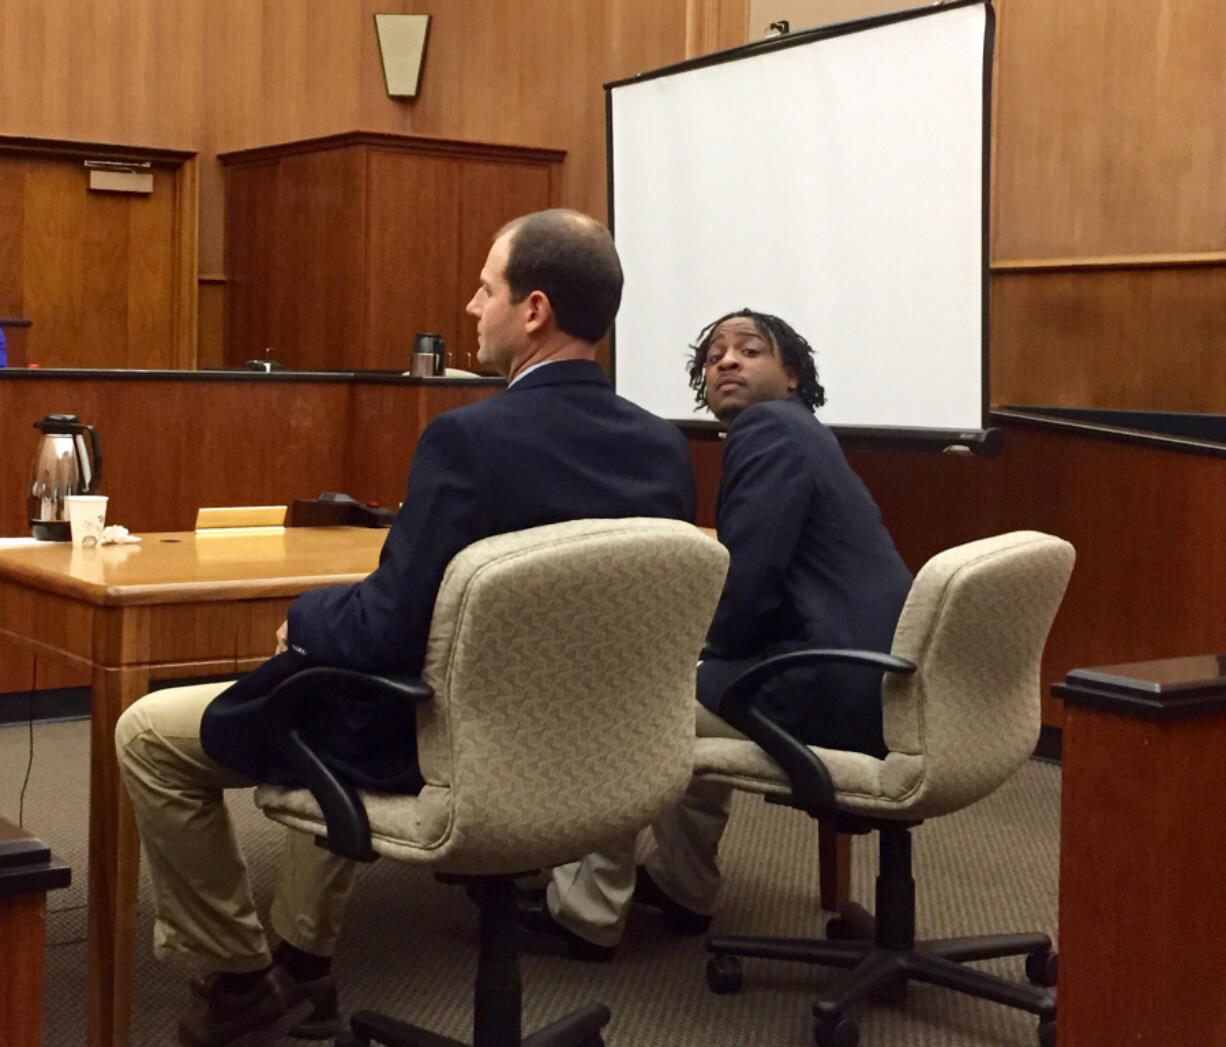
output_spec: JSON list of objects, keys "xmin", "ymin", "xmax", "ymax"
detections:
[
  {"xmin": 696, "ymin": 531, "xmax": 1074, "ymax": 1047},
  {"xmin": 253, "ymin": 518, "xmax": 729, "ymax": 1047}
]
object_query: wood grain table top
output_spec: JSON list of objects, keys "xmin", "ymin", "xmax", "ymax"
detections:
[{"xmin": 0, "ymin": 527, "xmax": 386, "ymax": 606}]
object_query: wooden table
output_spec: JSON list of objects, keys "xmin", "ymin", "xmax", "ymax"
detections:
[{"xmin": 0, "ymin": 527, "xmax": 386, "ymax": 1047}]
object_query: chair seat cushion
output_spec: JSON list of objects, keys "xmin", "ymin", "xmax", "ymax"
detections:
[
  {"xmin": 693, "ymin": 737, "xmax": 925, "ymax": 816},
  {"xmin": 255, "ymin": 779, "xmax": 682, "ymax": 873},
  {"xmin": 255, "ymin": 784, "xmax": 459, "ymax": 864}
]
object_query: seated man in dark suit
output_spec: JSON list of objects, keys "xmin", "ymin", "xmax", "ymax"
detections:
[
  {"xmin": 521, "ymin": 308, "xmax": 912, "ymax": 960},
  {"xmin": 114, "ymin": 209, "xmax": 697, "ymax": 1047}
]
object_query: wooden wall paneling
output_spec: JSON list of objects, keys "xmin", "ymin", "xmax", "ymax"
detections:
[
  {"xmin": 990, "ymin": 264, "xmax": 1226, "ymax": 411},
  {"xmin": 363, "ymin": 149, "xmax": 462, "ymax": 371},
  {"xmin": 842, "ymin": 421, "xmax": 1226, "ymax": 727},
  {"xmin": 269, "ymin": 148, "xmax": 368, "ymax": 371},
  {"xmin": 196, "ymin": 276, "xmax": 226, "ymax": 369},
  {"xmin": 201, "ymin": 1, "xmax": 421, "ymax": 276},
  {"xmin": 685, "ymin": 0, "xmax": 750, "ymax": 56},
  {"xmin": 1, "ymin": 1, "xmax": 713, "ymax": 307},
  {"xmin": 0, "ymin": 1, "xmax": 204, "ymax": 156},
  {"xmin": 392, "ymin": 0, "xmax": 694, "ymax": 221},
  {"xmin": 344, "ymin": 381, "xmax": 502, "ymax": 510},
  {"xmin": 745, "ymin": 0, "xmax": 920, "ymax": 36},
  {"xmin": 171, "ymin": 156, "xmax": 200, "ymax": 369},
  {"xmin": 453, "ymin": 160, "xmax": 556, "ymax": 367},
  {"xmin": 224, "ymin": 161, "xmax": 281, "ymax": 366},
  {"xmin": 993, "ymin": 0, "xmax": 1226, "ymax": 260},
  {"xmin": 0, "ymin": 158, "xmax": 24, "ymax": 317}
]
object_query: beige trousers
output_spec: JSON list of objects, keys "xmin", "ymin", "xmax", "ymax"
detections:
[
  {"xmin": 548, "ymin": 704, "xmax": 743, "ymax": 947},
  {"xmin": 115, "ymin": 681, "xmax": 358, "ymax": 973}
]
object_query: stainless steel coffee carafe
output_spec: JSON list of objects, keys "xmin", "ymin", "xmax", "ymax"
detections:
[
  {"xmin": 410, "ymin": 333, "xmax": 446, "ymax": 377},
  {"xmin": 28, "ymin": 414, "xmax": 103, "ymax": 540}
]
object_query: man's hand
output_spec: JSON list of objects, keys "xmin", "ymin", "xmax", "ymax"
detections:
[{"xmin": 275, "ymin": 619, "xmax": 289, "ymax": 655}]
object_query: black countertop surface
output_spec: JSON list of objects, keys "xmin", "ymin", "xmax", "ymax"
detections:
[{"xmin": 0, "ymin": 367, "xmax": 505, "ymax": 386}]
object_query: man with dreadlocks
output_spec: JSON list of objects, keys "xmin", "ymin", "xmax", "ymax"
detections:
[{"xmin": 519, "ymin": 308, "xmax": 912, "ymax": 961}]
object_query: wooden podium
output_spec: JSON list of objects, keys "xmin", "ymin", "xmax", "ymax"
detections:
[{"xmin": 1053, "ymin": 656, "xmax": 1226, "ymax": 1046}]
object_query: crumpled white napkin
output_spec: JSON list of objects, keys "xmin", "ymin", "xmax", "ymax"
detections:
[{"xmin": 98, "ymin": 525, "xmax": 142, "ymax": 546}]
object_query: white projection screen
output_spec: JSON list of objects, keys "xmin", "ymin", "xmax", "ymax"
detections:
[{"xmin": 608, "ymin": 0, "xmax": 994, "ymax": 443}]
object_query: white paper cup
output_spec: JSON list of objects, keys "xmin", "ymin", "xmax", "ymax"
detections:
[{"xmin": 66, "ymin": 495, "xmax": 108, "ymax": 547}]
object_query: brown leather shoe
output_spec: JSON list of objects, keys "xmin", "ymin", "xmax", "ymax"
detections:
[
  {"xmin": 178, "ymin": 966, "xmax": 310, "ymax": 1047},
  {"xmin": 189, "ymin": 967, "xmax": 341, "ymax": 1041}
]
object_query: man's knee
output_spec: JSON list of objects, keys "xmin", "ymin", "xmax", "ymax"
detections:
[{"xmin": 115, "ymin": 694, "xmax": 155, "ymax": 762}]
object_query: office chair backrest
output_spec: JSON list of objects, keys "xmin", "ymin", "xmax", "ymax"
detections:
[
  {"xmin": 879, "ymin": 531, "xmax": 1074, "ymax": 819},
  {"xmin": 408, "ymin": 517, "xmax": 728, "ymax": 874}
]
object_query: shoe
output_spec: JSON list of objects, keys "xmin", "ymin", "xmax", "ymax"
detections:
[
  {"xmin": 632, "ymin": 867, "xmax": 712, "ymax": 935},
  {"xmin": 178, "ymin": 965, "xmax": 311, "ymax": 1047},
  {"xmin": 515, "ymin": 895, "xmax": 616, "ymax": 963},
  {"xmin": 190, "ymin": 967, "xmax": 342, "ymax": 1040}
]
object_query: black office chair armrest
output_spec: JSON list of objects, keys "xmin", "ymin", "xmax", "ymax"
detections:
[
  {"xmin": 261, "ymin": 667, "xmax": 434, "ymax": 862},
  {"xmin": 713, "ymin": 649, "xmax": 916, "ymax": 816}
]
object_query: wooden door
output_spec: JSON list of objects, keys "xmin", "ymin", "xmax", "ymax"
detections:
[{"xmin": 0, "ymin": 142, "xmax": 196, "ymax": 370}]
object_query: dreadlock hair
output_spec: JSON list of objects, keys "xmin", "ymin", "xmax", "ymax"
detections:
[{"xmin": 686, "ymin": 308, "xmax": 826, "ymax": 413}]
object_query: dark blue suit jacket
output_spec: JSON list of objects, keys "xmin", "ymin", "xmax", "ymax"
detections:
[
  {"xmin": 201, "ymin": 360, "xmax": 697, "ymax": 792},
  {"xmin": 698, "ymin": 398, "xmax": 912, "ymax": 756}
]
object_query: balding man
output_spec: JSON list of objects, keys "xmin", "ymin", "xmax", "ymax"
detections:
[{"xmin": 116, "ymin": 210, "xmax": 697, "ymax": 1047}]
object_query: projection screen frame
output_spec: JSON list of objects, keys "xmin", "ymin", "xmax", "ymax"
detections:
[{"xmin": 604, "ymin": 0, "xmax": 997, "ymax": 453}]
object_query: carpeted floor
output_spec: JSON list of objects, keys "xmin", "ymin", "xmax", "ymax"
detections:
[{"xmin": 1, "ymin": 717, "xmax": 1061, "ymax": 1047}]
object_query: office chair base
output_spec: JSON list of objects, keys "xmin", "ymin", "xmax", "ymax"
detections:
[
  {"xmin": 337, "ymin": 877, "xmax": 610, "ymax": 1047},
  {"xmin": 706, "ymin": 826, "xmax": 1057, "ymax": 1046},
  {"xmin": 339, "ymin": 1002, "xmax": 610, "ymax": 1047}
]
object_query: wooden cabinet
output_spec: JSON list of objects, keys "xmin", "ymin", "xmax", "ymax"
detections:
[{"xmin": 220, "ymin": 132, "xmax": 564, "ymax": 372}]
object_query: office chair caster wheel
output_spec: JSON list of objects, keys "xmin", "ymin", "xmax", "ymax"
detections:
[
  {"xmin": 577, "ymin": 1036, "xmax": 606, "ymax": 1047},
  {"xmin": 813, "ymin": 1014, "xmax": 859, "ymax": 1047},
  {"xmin": 1025, "ymin": 949, "xmax": 1058, "ymax": 986},
  {"xmin": 1037, "ymin": 1018, "xmax": 1056, "ymax": 1046},
  {"xmin": 333, "ymin": 1036, "xmax": 367, "ymax": 1047},
  {"xmin": 705, "ymin": 954, "xmax": 743, "ymax": 994}
]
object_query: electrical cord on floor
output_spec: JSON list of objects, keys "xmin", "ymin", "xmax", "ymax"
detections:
[{"xmin": 18, "ymin": 654, "xmax": 36, "ymax": 827}]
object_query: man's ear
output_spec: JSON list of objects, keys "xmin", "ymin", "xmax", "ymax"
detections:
[
  {"xmin": 785, "ymin": 365, "xmax": 798, "ymax": 392},
  {"xmin": 522, "ymin": 290, "xmax": 552, "ymax": 334}
]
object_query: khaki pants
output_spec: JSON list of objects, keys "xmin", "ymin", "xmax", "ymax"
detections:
[
  {"xmin": 115, "ymin": 681, "xmax": 358, "ymax": 973},
  {"xmin": 548, "ymin": 704, "xmax": 742, "ymax": 947}
]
